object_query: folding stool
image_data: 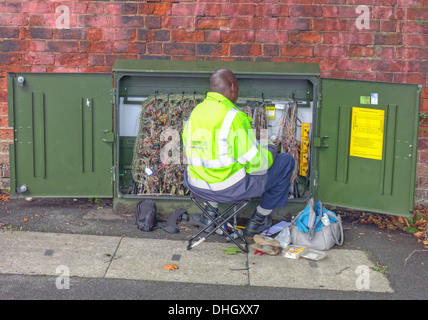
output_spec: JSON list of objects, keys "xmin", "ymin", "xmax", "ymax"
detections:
[{"xmin": 187, "ymin": 194, "xmax": 250, "ymax": 253}]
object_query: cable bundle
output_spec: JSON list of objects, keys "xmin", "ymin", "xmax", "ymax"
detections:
[
  {"xmin": 132, "ymin": 94, "xmax": 204, "ymax": 195},
  {"xmin": 277, "ymin": 101, "xmax": 300, "ymax": 182}
]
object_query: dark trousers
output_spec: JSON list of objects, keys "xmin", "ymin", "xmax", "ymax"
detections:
[{"xmin": 259, "ymin": 153, "xmax": 295, "ymax": 210}]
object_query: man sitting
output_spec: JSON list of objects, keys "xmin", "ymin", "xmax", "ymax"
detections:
[{"xmin": 182, "ymin": 69, "xmax": 295, "ymax": 236}]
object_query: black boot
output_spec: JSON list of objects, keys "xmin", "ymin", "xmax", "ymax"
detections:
[
  {"xmin": 190, "ymin": 204, "xmax": 218, "ymax": 233},
  {"xmin": 244, "ymin": 209, "xmax": 272, "ymax": 236}
]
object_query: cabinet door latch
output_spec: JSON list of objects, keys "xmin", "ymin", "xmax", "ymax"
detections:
[{"xmin": 313, "ymin": 136, "xmax": 329, "ymax": 148}]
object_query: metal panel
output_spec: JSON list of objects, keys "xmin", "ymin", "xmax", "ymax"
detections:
[
  {"xmin": 8, "ymin": 73, "xmax": 113, "ymax": 198},
  {"xmin": 317, "ymin": 79, "xmax": 421, "ymax": 217}
]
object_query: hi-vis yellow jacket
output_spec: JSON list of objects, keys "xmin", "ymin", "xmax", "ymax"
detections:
[{"xmin": 183, "ymin": 92, "xmax": 274, "ymax": 192}]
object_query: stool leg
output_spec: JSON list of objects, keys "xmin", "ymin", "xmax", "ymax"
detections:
[{"xmin": 188, "ymin": 199, "xmax": 250, "ymax": 253}]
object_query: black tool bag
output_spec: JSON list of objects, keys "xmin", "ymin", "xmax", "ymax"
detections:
[{"xmin": 135, "ymin": 200, "xmax": 158, "ymax": 232}]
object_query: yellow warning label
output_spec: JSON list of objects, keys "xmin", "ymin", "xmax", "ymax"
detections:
[
  {"xmin": 349, "ymin": 107, "xmax": 385, "ymax": 160},
  {"xmin": 266, "ymin": 106, "xmax": 275, "ymax": 120}
]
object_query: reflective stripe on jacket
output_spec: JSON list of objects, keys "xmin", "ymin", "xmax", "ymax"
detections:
[{"xmin": 182, "ymin": 92, "xmax": 274, "ymax": 192}]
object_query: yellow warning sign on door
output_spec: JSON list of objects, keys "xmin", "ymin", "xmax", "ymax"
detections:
[{"xmin": 349, "ymin": 107, "xmax": 385, "ymax": 160}]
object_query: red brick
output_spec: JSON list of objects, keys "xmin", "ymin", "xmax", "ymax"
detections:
[
  {"xmin": 112, "ymin": 16, "xmax": 144, "ymax": 28},
  {"xmin": 205, "ymin": 30, "xmax": 221, "ymax": 42},
  {"xmin": 281, "ymin": 45, "xmax": 314, "ymax": 57},
  {"xmin": 0, "ymin": 53, "xmax": 21, "ymax": 65},
  {"xmin": 221, "ymin": 31, "xmax": 255, "ymax": 43},
  {"xmin": 338, "ymin": 59, "xmax": 371, "ymax": 72},
  {"xmin": 229, "ymin": 17, "xmax": 262, "ymax": 30},
  {"xmin": 374, "ymin": 34, "xmax": 402, "ymax": 46},
  {"xmin": 138, "ymin": 30, "xmax": 170, "ymax": 42},
  {"xmin": 319, "ymin": 58, "xmax": 338, "ymax": 71},
  {"xmin": 381, "ymin": 21, "xmax": 397, "ymax": 33},
  {"xmin": 0, "ymin": 14, "xmax": 28, "ymax": 26},
  {"xmin": 407, "ymin": 8, "xmax": 428, "ymax": 21},
  {"xmin": 289, "ymin": 31, "xmax": 322, "ymax": 44},
  {"xmin": 0, "ymin": 2, "xmax": 22, "ymax": 13},
  {"xmin": 146, "ymin": 43, "xmax": 162, "ymax": 55},
  {"xmin": 103, "ymin": 29, "xmax": 136, "ymax": 41},
  {"xmin": 313, "ymin": 19, "xmax": 347, "ymax": 31},
  {"xmin": 261, "ymin": 18, "xmax": 279, "ymax": 30},
  {"xmin": 322, "ymin": 33, "xmax": 339, "ymax": 45},
  {"xmin": 421, "ymin": 88, "xmax": 428, "ymax": 99},
  {"xmin": 255, "ymin": 31, "xmax": 288, "ymax": 43},
  {"xmin": 0, "ymin": 116, "xmax": 8, "ymax": 127},
  {"xmin": 172, "ymin": 3, "xmax": 205, "ymax": 16},
  {"xmin": 47, "ymin": 41, "xmax": 79, "ymax": 53},
  {"xmin": 396, "ymin": 48, "xmax": 428, "ymax": 60},
  {"xmin": 196, "ymin": 18, "xmax": 228, "ymax": 30},
  {"xmin": 162, "ymin": 17, "xmax": 195, "ymax": 29},
  {"xmin": 403, "ymin": 34, "xmax": 428, "ymax": 46},
  {"xmin": 0, "ymin": 27, "xmax": 19, "ymax": 38},
  {"xmin": 349, "ymin": 46, "xmax": 376, "ymax": 57},
  {"xmin": 339, "ymin": 32, "xmax": 373, "ymax": 45},
  {"xmin": 372, "ymin": 7, "xmax": 393, "ymax": 19},
  {"xmin": 89, "ymin": 55, "xmax": 105, "ymax": 66},
  {"xmin": 140, "ymin": 3, "xmax": 172, "ymax": 15},
  {"xmin": 379, "ymin": 47, "xmax": 394, "ymax": 59},
  {"xmin": 196, "ymin": 43, "xmax": 229, "ymax": 56},
  {"xmin": 23, "ymin": 52, "xmax": 54, "ymax": 65},
  {"xmin": 29, "ymin": 15, "xmax": 44, "ymax": 26},
  {"xmin": 222, "ymin": 4, "xmax": 256, "ymax": 16},
  {"xmin": 402, "ymin": 61, "xmax": 428, "ymax": 74},
  {"xmin": 87, "ymin": 3, "xmax": 104, "ymax": 15},
  {"xmin": 22, "ymin": 1, "xmax": 54, "ymax": 14},
  {"xmin": 263, "ymin": 44, "xmax": 280, "ymax": 57},
  {"xmin": 0, "ymin": 129, "xmax": 13, "ymax": 140},
  {"xmin": 230, "ymin": 44, "xmax": 261, "ymax": 56},
  {"xmin": 0, "ymin": 40, "xmax": 28, "ymax": 52},
  {"xmin": 289, "ymin": 5, "xmax": 323, "ymax": 17},
  {"xmin": 146, "ymin": 16, "xmax": 161, "ymax": 29},
  {"xmin": 164, "ymin": 43, "xmax": 195, "ymax": 56},
  {"xmin": 104, "ymin": 4, "xmax": 122, "ymax": 15},
  {"xmin": 279, "ymin": 18, "xmax": 311, "ymax": 31},
  {"xmin": 322, "ymin": 6, "xmax": 339, "ymax": 18},
  {"xmin": 371, "ymin": 60, "xmax": 402, "ymax": 72},
  {"xmin": 205, "ymin": 4, "xmax": 221, "ymax": 17},
  {"xmin": 78, "ymin": 15, "xmax": 111, "ymax": 28},
  {"xmin": 399, "ymin": 21, "xmax": 426, "ymax": 34},
  {"xmin": 255, "ymin": 4, "xmax": 288, "ymax": 17},
  {"xmin": 55, "ymin": 54, "xmax": 89, "ymax": 66},
  {"xmin": 54, "ymin": 29, "xmax": 86, "ymax": 40},
  {"xmin": 0, "ymin": 103, "xmax": 7, "ymax": 115},
  {"xmin": 84, "ymin": 41, "xmax": 113, "ymax": 54},
  {"xmin": 171, "ymin": 30, "xmax": 205, "ymax": 42},
  {"xmin": 87, "ymin": 28, "xmax": 103, "ymax": 41},
  {"xmin": 314, "ymin": 0, "xmax": 346, "ymax": 3},
  {"xmin": 314, "ymin": 45, "xmax": 347, "ymax": 57}
]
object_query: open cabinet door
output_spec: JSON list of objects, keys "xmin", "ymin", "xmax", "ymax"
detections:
[
  {"xmin": 8, "ymin": 73, "xmax": 114, "ymax": 198},
  {"xmin": 317, "ymin": 78, "xmax": 421, "ymax": 217}
]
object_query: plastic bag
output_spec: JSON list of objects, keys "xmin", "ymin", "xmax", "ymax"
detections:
[{"xmin": 275, "ymin": 226, "xmax": 291, "ymax": 249}]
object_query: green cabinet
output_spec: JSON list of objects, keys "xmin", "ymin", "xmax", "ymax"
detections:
[
  {"xmin": 7, "ymin": 60, "xmax": 421, "ymax": 217},
  {"xmin": 316, "ymin": 79, "xmax": 421, "ymax": 216},
  {"xmin": 8, "ymin": 73, "xmax": 114, "ymax": 197}
]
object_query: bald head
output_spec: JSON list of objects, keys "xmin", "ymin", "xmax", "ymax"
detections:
[{"xmin": 210, "ymin": 69, "xmax": 239, "ymax": 104}]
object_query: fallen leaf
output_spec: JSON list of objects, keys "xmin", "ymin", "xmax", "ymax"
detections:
[{"xmin": 164, "ymin": 264, "xmax": 179, "ymax": 271}]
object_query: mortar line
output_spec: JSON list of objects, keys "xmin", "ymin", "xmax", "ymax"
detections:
[{"xmin": 103, "ymin": 236, "xmax": 124, "ymax": 278}]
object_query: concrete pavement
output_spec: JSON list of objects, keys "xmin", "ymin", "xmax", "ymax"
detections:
[
  {"xmin": 0, "ymin": 230, "xmax": 392, "ymax": 293},
  {"xmin": 0, "ymin": 197, "xmax": 427, "ymax": 299}
]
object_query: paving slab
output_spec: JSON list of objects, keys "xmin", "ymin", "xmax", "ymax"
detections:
[
  {"xmin": 248, "ymin": 247, "xmax": 393, "ymax": 293},
  {"xmin": 0, "ymin": 231, "xmax": 121, "ymax": 278},
  {"xmin": 106, "ymin": 237, "xmax": 249, "ymax": 286}
]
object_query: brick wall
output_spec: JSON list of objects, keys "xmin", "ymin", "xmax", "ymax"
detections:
[{"xmin": 0, "ymin": 0, "xmax": 427, "ymax": 206}]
